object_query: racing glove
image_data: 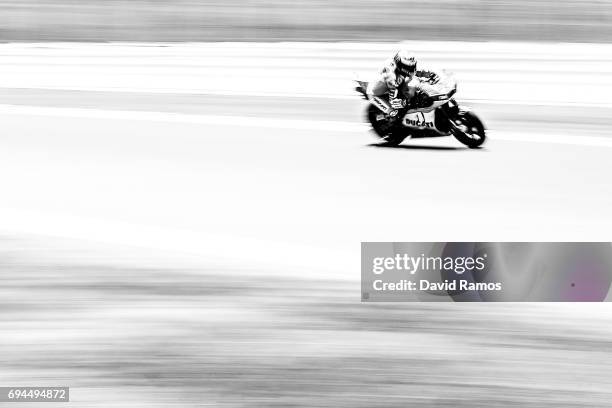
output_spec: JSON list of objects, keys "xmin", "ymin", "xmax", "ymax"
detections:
[{"xmin": 425, "ymin": 72, "xmax": 439, "ymax": 84}]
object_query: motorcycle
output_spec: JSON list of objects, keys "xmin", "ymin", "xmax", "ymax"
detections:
[{"xmin": 354, "ymin": 76, "xmax": 486, "ymax": 148}]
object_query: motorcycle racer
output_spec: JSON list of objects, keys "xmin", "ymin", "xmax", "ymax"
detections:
[
  {"xmin": 354, "ymin": 50, "xmax": 486, "ymax": 148},
  {"xmin": 366, "ymin": 50, "xmax": 444, "ymax": 115}
]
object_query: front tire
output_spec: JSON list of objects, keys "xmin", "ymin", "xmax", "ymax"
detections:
[
  {"xmin": 366, "ymin": 104, "xmax": 406, "ymax": 146},
  {"xmin": 450, "ymin": 111, "xmax": 486, "ymax": 148}
]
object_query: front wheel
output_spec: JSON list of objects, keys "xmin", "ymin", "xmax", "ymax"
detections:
[
  {"xmin": 450, "ymin": 111, "xmax": 486, "ymax": 148},
  {"xmin": 366, "ymin": 104, "xmax": 406, "ymax": 146}
]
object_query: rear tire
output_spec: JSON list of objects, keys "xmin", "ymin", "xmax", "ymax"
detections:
[
  {"xmin": 451, "ymin": 111, "xmax": 486, "ymax": 148},
  {"xmin": 366, "ymin": 104, "xmax": 406, "ymax": 146}
]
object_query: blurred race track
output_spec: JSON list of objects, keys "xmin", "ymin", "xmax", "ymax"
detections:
[{"xmin": 1, "ymin": 42, "xmax": 612, "ymax": 407}]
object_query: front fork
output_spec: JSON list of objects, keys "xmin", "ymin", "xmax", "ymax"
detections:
[
  {"xmin": 440, "ymin": 98, "xmax": 460, "ymax": 118},
  {"xmin": 439, "ymin": 99, "xmax": 469, "ymax": 134}
]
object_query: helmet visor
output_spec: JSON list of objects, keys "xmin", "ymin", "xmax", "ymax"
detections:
[{"xmin": 398, "ymin": 64, "xmax": 416, "ymax": 77}]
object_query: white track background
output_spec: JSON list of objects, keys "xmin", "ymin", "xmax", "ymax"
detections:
[
  {"xmin": 1, "ymin": 42, "xmax": 611, "ymax": 279},
  {"xmin": 1, "ymin": 41, "xmax": 611, "ymax": 105}
]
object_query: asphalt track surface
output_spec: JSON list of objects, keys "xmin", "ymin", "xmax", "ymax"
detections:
[{"xmin": 1, "ymin": 43, "xmax": 612, "ymax": 407}]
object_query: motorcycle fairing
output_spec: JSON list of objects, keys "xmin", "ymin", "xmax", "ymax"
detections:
[{"xmin": 402, "ymin": 110, "xmax": 436, "ymax": 130}]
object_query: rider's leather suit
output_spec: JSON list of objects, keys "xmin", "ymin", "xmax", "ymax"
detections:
[{"xmin": 366, "ymin": 58, "xmax": 445, "ymax": 112}]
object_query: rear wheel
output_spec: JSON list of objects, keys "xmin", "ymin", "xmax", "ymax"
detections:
[
  {"xmin": 450, "ymin": 111, "xmax": 486, "ymax": 148},
  {"xmin": 366, "ymin": 104, "xmax": 406, "ymax": 146}
]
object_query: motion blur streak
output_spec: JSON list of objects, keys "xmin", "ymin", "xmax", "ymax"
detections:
[
  {"xmin": 1, "ymin": 41, "xmax": 612, "ymax": 406},
  {"xmin": 2, "ymin": 42, "xmax": 612, "ymax": 106},
  {"xmin": 2, "ymin": 237, "xmax": 612, "ymax": 407},
  {"xmin": 1, "ymin": 0, "xmax": 611, "ymax": 42}
]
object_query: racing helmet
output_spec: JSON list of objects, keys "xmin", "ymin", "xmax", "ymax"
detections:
[{"xmin": 393, "ymin": 50, "xmax": 417, "ymax": 78}]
